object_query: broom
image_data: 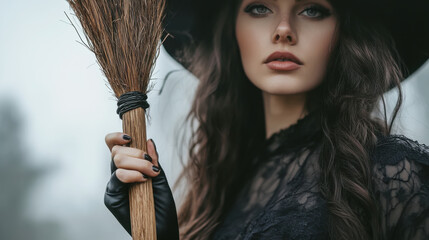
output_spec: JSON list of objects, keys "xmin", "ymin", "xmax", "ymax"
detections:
[{"xmin": 66, "ymin": 0, "xmax": 166, "ymax": 239}]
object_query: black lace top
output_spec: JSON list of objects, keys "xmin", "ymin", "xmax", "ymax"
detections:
[{"xmin": 212, "ymin": 113, "xmax": 429, "ymax": 240}]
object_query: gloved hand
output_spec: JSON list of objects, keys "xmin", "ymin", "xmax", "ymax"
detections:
[{"xmin": 104, "ymin": 133, "xmax": 179, "ymax": 240}]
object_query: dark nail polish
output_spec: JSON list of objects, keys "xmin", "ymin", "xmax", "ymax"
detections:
[
  {"xmin": 123, "ymin": 135, "xmax": 131, "ymax": 140},
  {"xmin": 144, "ymin": 154, "xmax": 152, "ymax": 162},
  {"xmin": 152, "ymin": 165, "xmax": 160, "ymax": 172},
  {"xmin": 143, "ymin": 174, "xmax": 148, "ymax": 179}
]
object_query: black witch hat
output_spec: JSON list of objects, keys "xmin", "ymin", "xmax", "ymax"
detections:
[{"xmin": 162, "ymin": 0, "xmax": 429, "ymax": 78}]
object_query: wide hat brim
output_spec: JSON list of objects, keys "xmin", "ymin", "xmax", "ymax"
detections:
[{"xmin": 162, "ymin": 0, "xmax": 429, "ymax": 78}]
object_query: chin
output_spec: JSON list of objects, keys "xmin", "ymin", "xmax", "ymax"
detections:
[
  {"xmin": 264, "ymin": 88, "xmax": 306, "ymax": 96},
  {"xmin": 252, "ymin": 77, "xmax": 316, "ymax": 95}
]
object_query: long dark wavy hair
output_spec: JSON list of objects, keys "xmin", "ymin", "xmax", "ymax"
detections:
[{"xmin": 173, "ymin": 0, "xmax": 405, "ymax": 239}]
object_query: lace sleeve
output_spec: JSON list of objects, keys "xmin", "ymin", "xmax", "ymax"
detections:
[{"xmin": 372, "ymin": 135, "xmax": 429, "ymax": 240}]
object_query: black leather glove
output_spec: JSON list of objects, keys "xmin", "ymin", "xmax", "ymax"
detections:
[{"xmin": 104, "ymin": 140, "xmax": 179, "ymax": 240}]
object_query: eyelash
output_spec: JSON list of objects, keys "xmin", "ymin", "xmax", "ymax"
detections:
[
  {"xmin": 244, "ymin": 3, "xmax": 331, "ymax": 19},
  {"xmin": 244, "ymin": 4, "xmax": 272, "ymax": 16},
  {"xmin": 302, "ymin": 5, "xmax": 331, "ymax": 18}
]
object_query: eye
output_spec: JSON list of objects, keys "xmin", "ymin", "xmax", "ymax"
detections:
[
  {"xmin": 300, "ymin": 5, "xmax": 331, "ymax": 19},
  {"xmin": 244, "ymin": 4, "xmax": 272, "ymax": 16}
]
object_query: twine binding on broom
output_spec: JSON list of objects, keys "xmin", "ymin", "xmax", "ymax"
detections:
[{"xmin": 117, "ymin": 91, "xmax": 150, "ymax": 119}]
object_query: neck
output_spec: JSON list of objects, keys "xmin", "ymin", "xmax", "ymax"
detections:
[{"xmin": 262, "ymin": 92, "xmax": 308, "ymax": 139}]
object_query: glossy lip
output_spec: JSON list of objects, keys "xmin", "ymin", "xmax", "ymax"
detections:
[
  {"xmin": 264, "ymin": 51, "xmax": 303, "ymax": 71},
  {"xmin": 264, "ymin": 51, "xmax": 303, "ymax": 65},
  {"xmin": 266, "ymin": 61, "xmax": 301, "ymax": 71}
]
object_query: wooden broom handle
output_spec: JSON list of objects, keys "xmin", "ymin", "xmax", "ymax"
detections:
[{"xmin": 122, "ymin": 107, "xmax": 157, "ymax": 240}]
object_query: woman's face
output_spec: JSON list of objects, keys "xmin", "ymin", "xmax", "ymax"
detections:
[{"xmin": 236, "ymin": 0, "xmax": 338, "ymax": 95}]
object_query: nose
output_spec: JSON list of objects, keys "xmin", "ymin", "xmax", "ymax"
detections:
[{"xmin": 272, "ymin": 17, "xmax": 297, "ymax": 45}]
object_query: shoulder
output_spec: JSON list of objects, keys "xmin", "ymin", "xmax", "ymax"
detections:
[
  {"xmin": 371, "ymin": 134, "xmax": 429, "ymax": 167},
  {"xmin": 371, "ymin": 135, "xmax": 429, "ymax": 239},
  {"xmin": 370, "ymin": 134, "xmax": 429, "ymax": 191}
]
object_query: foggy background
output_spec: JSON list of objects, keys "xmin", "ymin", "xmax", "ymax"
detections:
[{"xmin": 0, "ymin": 0, "xmax": 428, "ymax": 239}]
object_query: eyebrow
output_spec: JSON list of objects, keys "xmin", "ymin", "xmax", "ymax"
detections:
[
  {"xmin": 267, "ymin": 0, "xmax": 331, "ymax": 7},
  {"xmin": 269, "ymin": 0, "xmax": 307, "ymax": 2},
  {"xmin": 264, "ymin": 0, "xmax": 318, "ymax": 4}
]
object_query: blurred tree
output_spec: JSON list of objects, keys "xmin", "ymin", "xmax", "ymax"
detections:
[{"xmin": 0, "ymin": 99, "xmax": 67, "ymax": 240}]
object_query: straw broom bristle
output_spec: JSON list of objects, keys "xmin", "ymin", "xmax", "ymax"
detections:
[
  {"xmin": 67, "ymin": 1, "xmax": 166, "ymax": 239},
  {"xmin": 67, "ymin": 0, "xmax": 166, "ymax": 97}
]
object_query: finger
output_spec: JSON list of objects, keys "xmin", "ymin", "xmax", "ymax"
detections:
[
  {"xmin": 110, "ymin": 156, "xmax": 118, "ymax": 173},
  {"xmin": 113, "ymin": 154, "xmax": 161, "ymax": 178},
  {"xmin": 106, "ymin": 171, "xmax": 128, "ymax": 193},
  {"xmin": 111, "ymin": 145, "xmax": 146, "ymax": 159},
  {"xmin": 105, "ymin": 132, "xmax": 132, "ymax": 151},
  {"xmin": 147, "ymin": 139, "xmax": 159, "ymax": 166},
  {"xmin": 115, "ymin": 168, "xmax": 148, "ymax": 183}
]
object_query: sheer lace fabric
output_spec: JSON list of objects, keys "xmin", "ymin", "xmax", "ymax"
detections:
[
  {"xmin": 372, "ymin": 135, "xmax": 429, "ymax": 240},
  {"xmin": 212, "ymin": 114, "xmax": 429, "ymax": 240}
]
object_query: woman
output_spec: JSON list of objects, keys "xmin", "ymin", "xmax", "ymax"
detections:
[{"xmin": 104, "ymin": 0, "xmax": 429, "ymax": 239}]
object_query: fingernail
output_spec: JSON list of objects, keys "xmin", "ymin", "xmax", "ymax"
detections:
[
  {"xmin": 143, "ymin": 174, "xmax": 148, "ymax": 179},
  {"xmin": 123, "ymin": 135, "xmax": 131, "ymax": 140},
  {"xmin": 144, "ymin": 154, "xmax": 152, "ymax": 162},
  {"xmin": 152, "ymin": 165, "xmax": 160, "ymax": 172}
]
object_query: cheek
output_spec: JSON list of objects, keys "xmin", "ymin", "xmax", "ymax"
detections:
[
  {"xmin": 235, "ymin": 19, "xmax": 266, "ymax": 73},
  {"xmin": 300, "ymin": 23, "xmax": 337, "ymax": 81}
]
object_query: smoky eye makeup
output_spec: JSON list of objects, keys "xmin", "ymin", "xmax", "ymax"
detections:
[
  {"xmin": 244, "ymin": 3, "xmax": 273, "ymax": 16},
  {"xmin": 243, "ymin": 1, "xmax": 333, "ymax": 19},
  {"xmin": 299, "ymin": 4, "xmax": 332, "ymax": 19}
]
